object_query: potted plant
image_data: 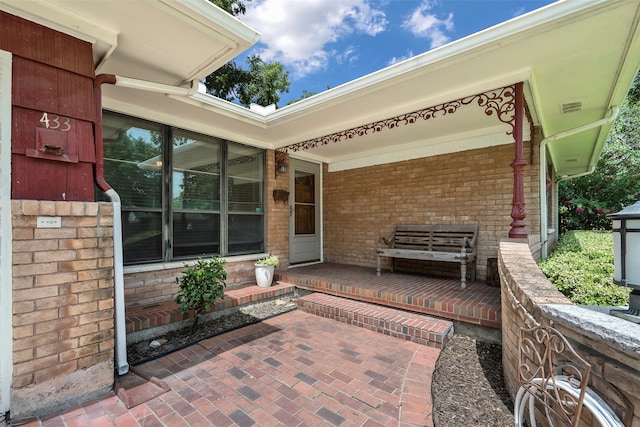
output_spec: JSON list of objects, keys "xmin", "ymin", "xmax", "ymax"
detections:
[
  {"xmin": 255, "ymin": 255, "xmax": 279, "ymax": 288},
  {"xmin": 175, "ymin": 257, "xmax": 227, "ymax": 334}
]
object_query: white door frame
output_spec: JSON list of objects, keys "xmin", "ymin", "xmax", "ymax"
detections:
[
  {"xmin": 0, "ymin": 49, "xmax": 13, "ymax": 421},
  {"xmin": 288, "ymin": 157, "xmax": 323, "ymax": 266}
]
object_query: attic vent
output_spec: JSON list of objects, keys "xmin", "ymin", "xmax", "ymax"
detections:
[{"xmin": 561, "ymin": 101, "xmax": 584, "ymax": 114}]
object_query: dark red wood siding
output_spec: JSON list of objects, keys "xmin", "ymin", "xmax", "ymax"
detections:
[{"xmin": 1, "ymin": 11, "xmax": 96, "ymax": 201}]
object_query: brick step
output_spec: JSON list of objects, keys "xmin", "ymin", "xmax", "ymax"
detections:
[
  {"xmin": 297, "ymin": 292, "xmax": 454, "ymax": 349},
  {"xmin": 126, "ymin": 282, "xmax": 296, "ymax": 337}
]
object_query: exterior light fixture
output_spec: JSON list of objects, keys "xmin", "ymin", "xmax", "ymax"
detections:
[
  {"xmin": 608, "ymin": 193, "xmax": 640, "ymax": 319},
  {"xmin": 275, "ymin": 150, "xmax": 288, "ymax": 177}
]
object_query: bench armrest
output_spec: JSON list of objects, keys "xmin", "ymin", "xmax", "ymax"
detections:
[
  {"xmin": 467, "ymin": 233, "xmax": 478, "ymax": 250},
  {"xmin": 377, "ymin": 234, "xmax": 393, "ymax": 248}
]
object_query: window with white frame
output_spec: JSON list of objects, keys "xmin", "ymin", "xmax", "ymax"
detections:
[{"xmin": 101, "ymin": 111, "xmax": 265, "ymax": 265}]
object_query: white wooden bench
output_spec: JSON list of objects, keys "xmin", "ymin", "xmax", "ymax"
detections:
[{"xmin": 376, "ymin": 224, "xmax": 478, "ymax": 288}]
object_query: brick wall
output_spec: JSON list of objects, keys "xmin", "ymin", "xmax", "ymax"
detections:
[
  {"xmin": 323, "ymin": 140, "xmax": 540, "ymax": 281},
  {"xmin": 499, "ymin": 239, "xmax": 639, "ymax": 426},
  {"xmin": 11, "ymin": 200, "xmax": 114, "ymax": 418},
  {"xmin": 267, "ymin": 150, "xmax": 290, "ymax": 264},
  {"xmin": 124, "ymin": 259, "xmax": 259, "ymax": 308}
]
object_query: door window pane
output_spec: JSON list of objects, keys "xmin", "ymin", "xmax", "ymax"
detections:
[
  {"xmin": 295, "ymin": 171, "xmax": 315, "ymax": 235},
  {"xmin": 295, "ymin": 172, "xmax": 314, "ymax": 204}
]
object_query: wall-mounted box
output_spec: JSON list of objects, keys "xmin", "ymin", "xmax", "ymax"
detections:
[{"xmin": 26, "ymin": 127, "xmax": 78, "ymax": 163}]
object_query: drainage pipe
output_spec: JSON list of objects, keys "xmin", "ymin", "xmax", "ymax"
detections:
[{"xmin": 539, "ymin": 106, "xmax": 619, "ymax": 257}]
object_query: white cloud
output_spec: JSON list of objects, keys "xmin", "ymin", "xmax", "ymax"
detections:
[
  {"xmin": 241, "ymin": 0, "xmax": 387, "ymax": 78},
  {"xmin": 512, "ymin": 7, "xmax": 527, "ymax": 18},
  {"xmin": 402, "ymin": 1, "xmax": 454, "ymax": 49},
  {"xmin": 336, "ymin": 46, "xmax": 359, "ymax": 65},
  {"xmin": 388, "ymin": 50, "xmax": 414, "ymax": 66}
]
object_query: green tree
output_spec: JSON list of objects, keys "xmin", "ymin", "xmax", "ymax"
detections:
[
  {"xmin": 287, "ymin": 90, "xmax": 319, "ymax": 105},
  {"xmin": 211, "ymin": 0, "xmax": 248, "ymax": 15},
  {"xmin": 559, "ymin": 73, "xmax": 640, "ymax": 232},
  {"xmin": 237, "ymin": 56, "xmax": 289, "ymax": 107},
  {"xmin": 205, "ymin": 0, "xmax": 290, "ymax": 108}
]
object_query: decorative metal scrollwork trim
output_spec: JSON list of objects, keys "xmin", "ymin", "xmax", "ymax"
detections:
[
  {"xmin": 277, "ymin": 85, "xmax": 516, "ymax": 155},
  {"xmin": 517, "ymin": 325, "xmax": 591, "ymax": 426}
]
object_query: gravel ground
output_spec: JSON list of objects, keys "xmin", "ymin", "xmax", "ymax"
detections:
[
  {"xmin": 127, "ymin": 296, "xmax": 299, "ymax": 365},
  {"xmin": 127, "ymin": 296, "xmax": 514, "ymax": 425}
]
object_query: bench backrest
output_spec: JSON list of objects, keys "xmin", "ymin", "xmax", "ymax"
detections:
[{"xmin": 392, "ymin": 224, "xmax": 478, "ymax": 253}]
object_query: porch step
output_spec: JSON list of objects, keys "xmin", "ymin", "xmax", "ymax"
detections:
[
  {"xmin": 297, "ymin": 293, "xmax": 454, "ymax": 349},
  {"xmin": 126, "ymin": 282, "xmax": 296, "ymax": 336}
]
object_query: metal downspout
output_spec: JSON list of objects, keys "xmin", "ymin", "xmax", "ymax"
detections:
[
  {"xmin": 94, "ymin": 74, "xmax": 129, "ymax": 376},
  {"xmin": 539, "ymin": 106, "xmax": 619, "ymax": 257},
  {"xmin": 93, "ymin": 74, "xmax": 198, "ymax": 375}
]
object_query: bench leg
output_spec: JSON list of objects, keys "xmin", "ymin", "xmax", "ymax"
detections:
[
  {"xmin": 460, "ymin": 260, "xmax": 467, "ymax": 289},
  {"xmin": 376, "ymin": 255, "xmax": 382, "ymax": 276},
  {"xmin": 471, "ymin": 259, "xmax": 476, "ymax": 282}
]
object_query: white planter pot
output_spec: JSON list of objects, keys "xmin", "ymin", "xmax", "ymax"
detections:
[{"xmin": 255, "ymin": 264, "xmax": 275, "ymax": 288}]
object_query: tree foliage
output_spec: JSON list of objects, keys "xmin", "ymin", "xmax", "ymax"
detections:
[
  {"xmin": 205, "ymin": 0, "xmax": 290, "ymax": 108},
  {"xmin": 559, "ymin": 73, "xmax": 640, "ymax": 232},
  {"xmin": 211, "ymin": 0, "xmax": 247, "ymax": 16}
]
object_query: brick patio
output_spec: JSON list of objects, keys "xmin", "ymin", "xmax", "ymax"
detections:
[{"xmin": 16, "ymin": 310, "xmax": 440, "ymax": 427}]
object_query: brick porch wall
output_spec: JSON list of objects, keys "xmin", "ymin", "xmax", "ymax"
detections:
[
  {"xmin": 499, "ymin": 240, "xmax": 639, "ymax": 426},
  {"xmin": 11, "ymin": 200, "xmax": 114, "ymax": 418},
  {"xmin": 123, "ymin": 259, "xmax": 260, "ymax": 308},
  {"xmin": 323, "ymin": 139, "xmax": 541, "ymax": 281}
]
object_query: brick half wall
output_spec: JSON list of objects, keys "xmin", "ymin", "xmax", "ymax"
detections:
[
  {"xmin": 499, "ymin": 239, "xmax": 639, "ymax": 426},
  {"xmin": 11, "ymin": 200, "xmax": 114, "ymax": 418}
]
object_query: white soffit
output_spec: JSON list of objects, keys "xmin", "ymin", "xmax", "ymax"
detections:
[{"xmin": 0, "ymin": 0, "xmax": 260, "ymax": 85}]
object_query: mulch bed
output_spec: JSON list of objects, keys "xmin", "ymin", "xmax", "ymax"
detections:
[{"xmin": 432, "ymin": 335, "xmax": 514, "ymax": 426}]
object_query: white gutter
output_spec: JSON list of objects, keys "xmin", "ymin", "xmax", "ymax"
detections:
[
  {"xmin": 114, "ymin": 76, "xmax": 198, "ymax": 96},
  {"xmin": 539, "ymin": 106, "xmax": 619, "ymax": 257}
]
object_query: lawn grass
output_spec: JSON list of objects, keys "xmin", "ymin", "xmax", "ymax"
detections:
[{"xmin": 539, "ymin": 230, "xmax": 630, "ymax": 306}]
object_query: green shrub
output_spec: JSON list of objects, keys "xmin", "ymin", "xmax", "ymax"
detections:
[
  {"xmin": 539, "ymin": 231, "xmax": 630, "ymax": 306},
  {"xmin": 255, "ymin": 255, "xmax": 279, "ymax": 266},
  {"xmin": 175, "ymin": 257, "xmax": 227, "ymax": 318}
]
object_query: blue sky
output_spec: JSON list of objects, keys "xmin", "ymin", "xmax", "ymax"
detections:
[{"xmin": 235, "ymin": 0, "xmax": 556, "ymax": 106}]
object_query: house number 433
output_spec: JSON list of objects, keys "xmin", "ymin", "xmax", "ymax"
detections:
[{"xmin": 39, "ymin": 112, "xmax": 71, "ymax": 132}]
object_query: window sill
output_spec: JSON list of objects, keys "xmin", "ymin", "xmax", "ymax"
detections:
[{"xmin": 123, "ymin": 253, "xmax": 270, "ymax": 275}]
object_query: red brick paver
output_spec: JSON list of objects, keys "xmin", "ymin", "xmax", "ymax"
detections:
[
  {"xmin": 19, "ymin": 310, "xmax": 439, "ymax": 426},
  {"xmin": 278, "ymin": 263, "xmax": 501, "ymax": 328}
]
